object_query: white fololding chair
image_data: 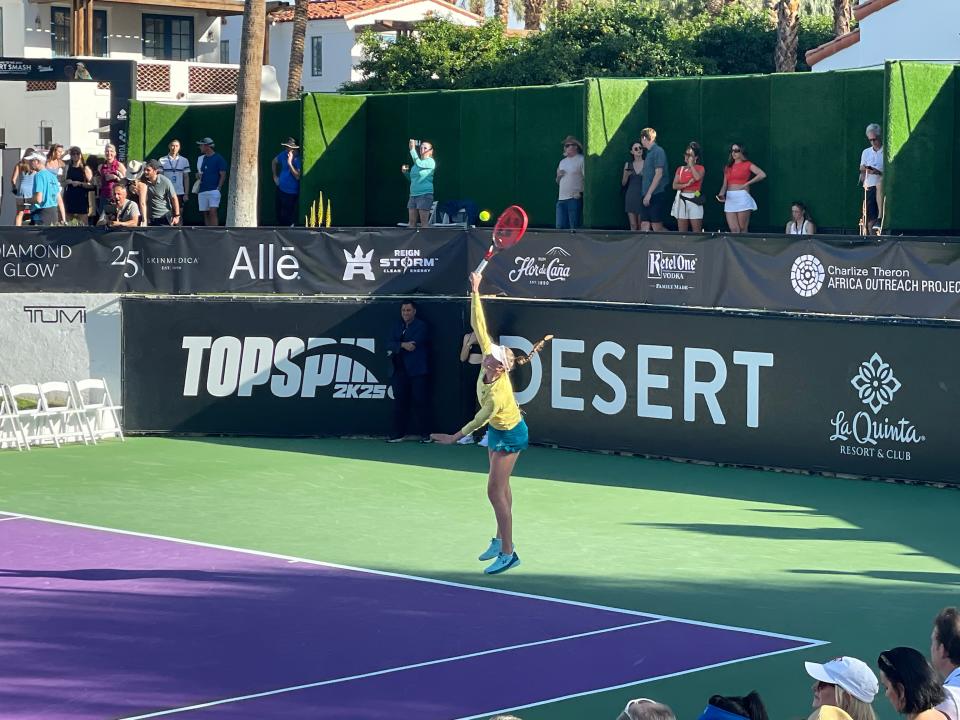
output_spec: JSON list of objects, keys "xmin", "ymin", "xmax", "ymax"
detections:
[
  {"xmin": 0, "ymin": 385, "xmax": 29, "ymax": 451},
  {"xmin": 6, "ymin": 383, "xmax": 62, "ymax": 448},
  {"xmin": 71, "ymin": 378, "xmax": 124, "ymax": 443},
  {"xmin": 38, "ymin": 381, "xmax": 91, "ymax": 445}
]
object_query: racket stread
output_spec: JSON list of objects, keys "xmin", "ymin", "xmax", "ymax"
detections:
[{"xmin": 474, "ymin": 205, "xmax": 528, "ymax": 275}]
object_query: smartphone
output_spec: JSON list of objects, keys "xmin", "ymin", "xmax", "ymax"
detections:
[{"xmin": 715, "ymin": 194, "xmax": 724, "ymax": 202}]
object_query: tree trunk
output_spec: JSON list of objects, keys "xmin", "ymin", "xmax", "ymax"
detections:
[
  {"xmin": 833, "ymin": 0, "xmax": 852, "ymax": 36},
  {"xmin": 523, "ymin": 0, "xmax": 546, "ymax": 29},
  {"xmin": 227, "ymin": 0, "xmax": 265, "ymax": 227},
  {"xmin": 775, "ymin": 0, "xmax": 800, "ymax": 73},
  {"xmin": 286, "ymin": 0, "xmax": 308, "ymax": 99},
  {"xmin": 554, "ymin": 0, "xmax": 571, "ymax": 13},
  {"xmin": 493, "ymin": 0, "xmax": 509, "ymax": 25},
  {"xmin": 469, "ymin": 0, "xmax": 484, "ymax": 17}
]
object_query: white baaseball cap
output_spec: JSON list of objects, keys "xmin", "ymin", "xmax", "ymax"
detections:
[
  {"xmin": 805, "ymin": 657, "xmax": 879, "ymax": 703},
  {"xmin": 490, "ymin": 345, "xmax": 513, "ymax": 372},
  {"xmin": 489, "ymin": 344, "xmax": 508, "ymax": 365}
]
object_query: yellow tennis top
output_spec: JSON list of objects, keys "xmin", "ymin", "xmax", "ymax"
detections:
[{"xmin": 459, "ymin": 291, "xmax": 522, "ymax": 436}]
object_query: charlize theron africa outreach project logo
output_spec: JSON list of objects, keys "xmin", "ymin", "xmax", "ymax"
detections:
[
  {"xmin": 791, "ymin": 254, "xmax": 825, "ymax": 297},
  {"xmin": 829, "ymin": 352, "xmax": 925, "ymax": 461}
]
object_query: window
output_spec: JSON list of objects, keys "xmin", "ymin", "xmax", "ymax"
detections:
[
  {"xmin": 143, "ymin": 14, "xmax": 194, "ymax": 61},
  {"xmin": 311, "ymin": 36, "xmax": 322, "ymax": 76},
  {"xmin": 51, "ymin": 7, "xmax": 108, "ymax": 57},
  {"xmin": 39, "ymin": 125, "xmax": 53, "ymax": 148},
  {"xmin": 220, "ymin": 39, "xmax": 229, "ymax": 64}
]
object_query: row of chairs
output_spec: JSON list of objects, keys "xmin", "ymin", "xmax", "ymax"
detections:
[{"xmin": 0, "ymin": 379, "xmax": 124, "ymax": 451}]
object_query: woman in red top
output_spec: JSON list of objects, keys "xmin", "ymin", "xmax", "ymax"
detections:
[
  {"xmin": 96, "ymin": 143, "xmax": 126, "ymax": 216},
  {"xmin": 670, "ymin": 142, "xmax": 705, "ymax": 233},
  {"xmin": 717, "ymin": 143, "xmax": 766, "ymax": 233}
]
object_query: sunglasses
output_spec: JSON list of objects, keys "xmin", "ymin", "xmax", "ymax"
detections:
[
  {"xmin": 631, "ymin": 146, "xmax": 642, "ymax": 151},
  {"xmin": 731, "ymin": 148, "xmax": 742, "ymax": 153},
  {"xmin": 623, "ymin": 698, "xmax": 656, "ymax": 716},
  {"xmin": 815, "ymin": 681, "xmax": 835, "ymax": 691},
  {"xmin": 564, "ymin": 143, "xmax": 577, "ymax": 148}
]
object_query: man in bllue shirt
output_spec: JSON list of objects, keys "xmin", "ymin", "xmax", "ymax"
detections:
[
  {"xmin": 272, "ymin": 137, "xmax": 302, "ymax": 226},
  {"xmin": 29, "ymin": 153, "xmax": 65, "ymax": 226}
]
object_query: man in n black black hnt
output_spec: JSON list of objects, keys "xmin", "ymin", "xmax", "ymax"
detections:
[{"xmin": 387, "ymin": 300, "xmax": 432, "ymax": 443}]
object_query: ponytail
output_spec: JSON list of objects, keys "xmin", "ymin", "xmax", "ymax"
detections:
[{"xmin": 513, "ymin": 335, "xmax": 553, "ymax": 368}]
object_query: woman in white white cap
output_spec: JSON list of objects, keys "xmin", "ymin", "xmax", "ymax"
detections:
[
  {"xmin": 431, "ymin": 272, "xmax": 551, "ymax": 575},
  {"xmin": 806, "ymin": 656, "xmax": 880, "ymax": 720}
]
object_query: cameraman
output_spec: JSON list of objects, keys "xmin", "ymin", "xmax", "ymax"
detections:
[
  {"xmin": 96, "ymin": 183, "xmax": 141, "ymax": 227},
  {"xmin": 401, "ymin": 138, "xmax": 435, "ymax": 227}
]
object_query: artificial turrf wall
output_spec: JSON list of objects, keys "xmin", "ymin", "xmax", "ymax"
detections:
[
  {"xmin": 121, "ymin": 295, "xmax": 958, "ymax": 485},
  {"xmin": 128, "ymin": 62, "xmax": 960, "ymax": 232}
]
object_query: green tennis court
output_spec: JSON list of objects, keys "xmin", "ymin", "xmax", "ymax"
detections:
[{"xmin": 0, "ymin": 437, "xmax": 954, "ymax": 719}]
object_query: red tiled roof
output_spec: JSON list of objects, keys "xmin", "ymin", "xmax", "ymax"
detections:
[
  {"xmin": 854, "ymin": 0, "xmax": 900, "ymax": 21},
  {"xmin": 270, "ymin": 0, "xmax": 480, "ymax": 23},
  {"xmin": 805, "ymin": 0, "xmax": 903, "ymax": 68},
  {"xmin": 804, "ymin": 28, "xmax": 860, "ymax": 67}
]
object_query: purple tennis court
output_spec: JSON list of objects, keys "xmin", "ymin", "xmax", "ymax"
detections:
[{"xmin": 0, "ymin": 512, "xmax": 823, "ymax": 719}]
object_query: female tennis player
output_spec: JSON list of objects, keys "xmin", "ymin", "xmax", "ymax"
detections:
[{"xmin": 431, "ymin": 272, "xmax": 551, "ymax": 575}]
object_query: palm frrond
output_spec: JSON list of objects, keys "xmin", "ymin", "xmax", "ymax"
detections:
[
  {"xmin": 775, "ymin": 0, "xmax": 800, "ymax": 72},
  {"xmin": 286, "ymin": 0, "xmax": 308, "ymax": 99}
]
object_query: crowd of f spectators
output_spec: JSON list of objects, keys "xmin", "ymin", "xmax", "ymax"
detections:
[
  {"xmin": 553, "ymin": 123, "xmax": 883, "ymax": 235},
  {"xmin": 6, "ymin": 135, "xmax": 303, "ymax": 228},
  {"xmin": 487, "ymin": 607, "xmax": 960, "ymax": 720},
  {"xmin": 7, "ymin": 121, "xmax": 882, "ymax": 234}
]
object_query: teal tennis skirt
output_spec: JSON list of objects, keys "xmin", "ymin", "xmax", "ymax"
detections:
[{"xmin": 487, "ymin": 417, "xmax": 528, "ymax": 453}]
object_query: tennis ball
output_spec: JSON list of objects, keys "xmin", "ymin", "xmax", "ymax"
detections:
[{"xmin": 479, "ymin": 210, "xmax": 491, "ymax": 222}]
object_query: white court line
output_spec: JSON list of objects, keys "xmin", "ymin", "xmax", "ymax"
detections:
[
  {"xmin": 4, "ymin": 509, "xmax": 828, "ymax": 719},
  {"xmin": 456, "ymin": 643, "xmax": 824, "ymax": 720},
  {"xmin": 118, "ymin": 620, "xmax": 663, "ymax": 719},
  {"xmin": 0, "ymin": 515, "xmax": 23, "ymax": 522},
  {"xmin": 0, "ymin": 508, "xmax": 826, "ymax": 645}
]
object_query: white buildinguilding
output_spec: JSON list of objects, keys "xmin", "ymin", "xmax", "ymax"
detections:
[{"xmin": 806, "ymin": 0, "xmax": 960, "ymax": 72}]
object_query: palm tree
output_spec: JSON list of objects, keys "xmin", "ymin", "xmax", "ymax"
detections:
[
  {"xmin": 227, "ymin": 0, "xmax": 266, "ymax": 226},
  {"xmin": 775, "ymin": 0, "xmax": 800, "ymax": 72},
  {"xmin": 523, "ymin": 0, "xmax": 546, "ymax": 28},
  {"xmin": 286, "ymin": 0, "xmax": 308, "ymax": 100},
  {"xmin": 554, "ymin": 0, "xmax": 571, "ymax": 12},
  {"xmin": 494, "ymin": 0, "xmax": 509, "ymax": 24},
  {"xmin": 833, "ymin": 0, "xmax": 852, "ymax": 35},
  {"xmin": 469, "ymin": 0, "xmax": 484, "ymax": 16}
]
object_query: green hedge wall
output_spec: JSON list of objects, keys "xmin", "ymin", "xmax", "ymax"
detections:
[
  {"xmin": 583, "ymin": 70, "xmax": 883, "ymax": 231},
  {"xmin": 885, "ymin": 61, "xmax": 957, "ymax": 231},
  {"xmin": 130, "ymin": 63, "xmax": 960, "ymax": 233},
  {"xmin": 302, "ymin": 94, "xmax": 366, "ymax": 226},
  {"xmin": 360, "ymin": 84, "xmax": 582, "ymax": 227},
  {"xmin": 129, "ymin": 99, "xmax": 300, "ymax": 225},
  {"xmin": 584, "ymin": 78, "xmax": 649, "ymax": 228}
]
